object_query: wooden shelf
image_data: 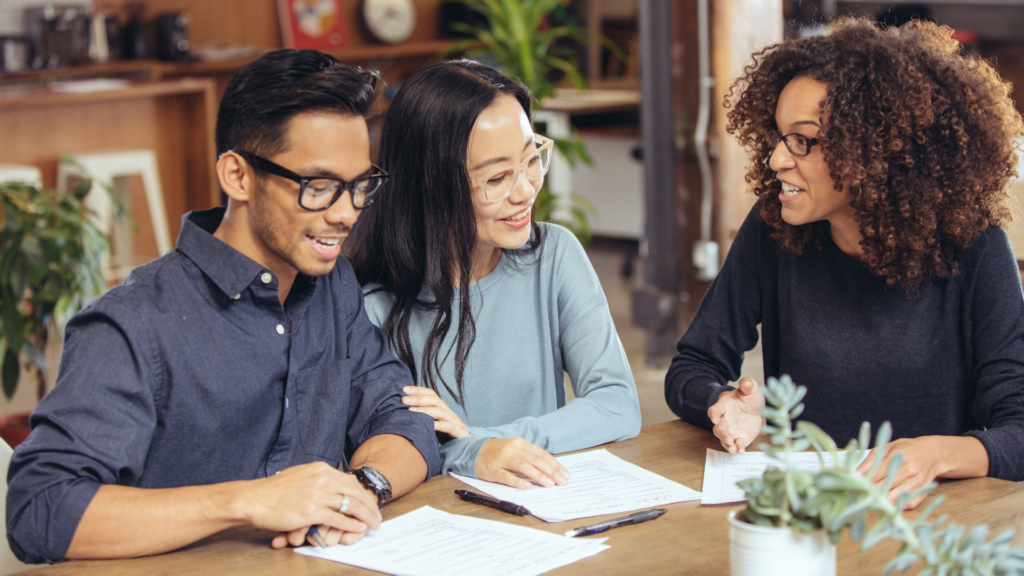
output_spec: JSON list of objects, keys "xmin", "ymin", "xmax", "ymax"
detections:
[
  {"xmin": 0, "ymin": 78, "xmax": 217, "ymax": 111},
  {"xmin": 0, "ymin": 78, "xmax": 219, "ymax": 242},
  {"xmin": 0, "ymin": 40, "xmax": 456, "ymax": 86}
]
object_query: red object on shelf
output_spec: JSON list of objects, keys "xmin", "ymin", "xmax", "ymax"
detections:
[
  {"xmin": 951, "ymin": 29, "xmax": 979, "ymax": 46},
  {"xmin": 0, "ymin": 413, "xmax": 32, "ymax": 448},
  {"xmin": 278, "ymin": 0, "xmax": 349, "ymax": 50}
]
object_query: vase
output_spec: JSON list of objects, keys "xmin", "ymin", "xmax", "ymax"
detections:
[{"xmin": 728, "ymin": 510, "xmax": 836, "ymax": 576}]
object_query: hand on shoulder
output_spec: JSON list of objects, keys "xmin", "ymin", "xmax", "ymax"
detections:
[{"xmin": 402, "ymin": 386, "xmax": 470, "ymax": 439}]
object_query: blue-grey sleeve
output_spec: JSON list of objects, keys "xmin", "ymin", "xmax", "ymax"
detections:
[
  {"xmin": 664, "ymin": 207, "xmax": 764, "ymax": 430},
  {"xmin": 438, "ymin": 227, "xmax": 641, "ymax": 477},
  {"xmin": 338, "ymin": 261, "xmax": 441, "ymax": 479},
  {"xmin": 6, "ymin": 304, "xmax": 158, "ymax": 564},
  {"xmin": 962, "ymin": 228, "xmax": 1024, "ymax": 481}
]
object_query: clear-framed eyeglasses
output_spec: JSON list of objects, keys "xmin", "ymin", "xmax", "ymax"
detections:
[
  {"xmin": 230, "ymin": 150, "xmax": 388, "ymax": 210},
  {"xmin": 470, "ymin": 136, "xmax": 554, "ymax": 204},
  {"xmin": 766, "ymin": 130, "xmax": 820, "ymax": 157}
]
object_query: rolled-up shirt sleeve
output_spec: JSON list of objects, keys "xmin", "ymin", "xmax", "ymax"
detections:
[
  {"xmin": 6, "ymin": 304, "xmax": 158, "ymax": 564},
  {"xmin": 338, "ymin": 262, "xmax": 441, "ymax": 479}
]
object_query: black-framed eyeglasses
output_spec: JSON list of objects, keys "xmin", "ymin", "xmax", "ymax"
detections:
[
  {"xmin": 767, "ymin": 130, "xmax": 820, "ymax": 157},
  {"xmin": 231, "ymin": 150, "xmax": 388, "ymax": 210}
]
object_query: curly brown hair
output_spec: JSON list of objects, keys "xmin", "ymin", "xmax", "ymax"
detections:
[{"xmin": 726, "ymin": 17, "xmax": 1023, "ymax": 287}]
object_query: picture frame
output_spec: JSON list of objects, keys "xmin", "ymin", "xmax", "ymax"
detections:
[{"xmin": 278, "ymin": 0, "xmax": 349, "ymax": 50}]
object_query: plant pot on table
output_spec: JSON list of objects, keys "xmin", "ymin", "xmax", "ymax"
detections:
[{"xmin": 728, "ymin": 510, "xmax": 836, "ymax": 576}]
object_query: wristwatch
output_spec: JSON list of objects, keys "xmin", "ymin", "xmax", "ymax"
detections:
[{"xmin": 351, "ymin": 467, "xmax": 392, "ymax": 509}]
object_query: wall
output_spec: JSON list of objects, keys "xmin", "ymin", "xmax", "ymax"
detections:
[
  {"xmin": 712, "ymin": 0, "xmax": 784, "ymax": 255},
  {"xmin": 91, "ymin": 0, "xmax": 442, "ymax": 49}
]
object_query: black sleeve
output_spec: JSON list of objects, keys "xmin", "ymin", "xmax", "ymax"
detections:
[
  {"xmin": 961, "ymin": 227, "xmax": 1024, "ymax": 481},
  {"xmin": 664, "ymin": 206, "xmax": 767, "ymax": 429}
]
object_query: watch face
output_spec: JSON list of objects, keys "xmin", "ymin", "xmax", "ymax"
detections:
[
  {"xmin": 355, "ymin": 467, "xmax": 392, "ymax": 507},
  {"xmin": 362, "ymin": 0, "xmax": 417, "ymax": 44},
  {"xmin": 362, "ymin": 467, "xmax": 391, "ymax": 491}
]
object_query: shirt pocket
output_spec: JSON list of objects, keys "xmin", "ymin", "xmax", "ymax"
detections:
[{"xmin": 296, "ymin": 359, "xmax": 352, "ymax": 467}]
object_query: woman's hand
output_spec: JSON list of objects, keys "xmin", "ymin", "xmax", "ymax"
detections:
[
  {"xmin": 402, "ymin": 386, "xmax": 470, "ymax": 439},
  {"xmin": 476, "ymin": 438, "xmax": 570, "ymax": 490},
  {"xmin": 856, "ymin": 435, "xmax": 989, "ymax": 510},
  {"xmin": 707, "ymin": 377, "xmax": 765, "ymax": 454}
]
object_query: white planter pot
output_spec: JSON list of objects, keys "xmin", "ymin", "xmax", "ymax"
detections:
[{"xmin": 728, "ymin": 510, "xmax": 836, "ymax": 576}]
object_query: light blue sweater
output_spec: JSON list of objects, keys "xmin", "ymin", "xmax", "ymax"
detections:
[{"xmin": 363, "ymin": 223, "xmax": 641, "ymax": 476}]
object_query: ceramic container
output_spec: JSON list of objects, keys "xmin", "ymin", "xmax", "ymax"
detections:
[{"xmin": 728, "ymin": 510, "xmax": 836, "ymax": 576}]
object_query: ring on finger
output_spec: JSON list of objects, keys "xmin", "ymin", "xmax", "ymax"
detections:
[{"xmin": 340, "ymin": 494, "xmax": 350, "ymax": 515}]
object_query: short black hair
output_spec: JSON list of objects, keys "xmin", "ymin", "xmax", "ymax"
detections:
[{"xmin": 215, "ymin": 49, "xmax": 382, "ymax": 158}]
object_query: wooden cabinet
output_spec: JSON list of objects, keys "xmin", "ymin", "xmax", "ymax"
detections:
[{"xmin": 0, "ymin": 79, "xmax": 218, "ymax": 243}]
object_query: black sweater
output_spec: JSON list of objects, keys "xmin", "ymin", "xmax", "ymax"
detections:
[{"xmin": 665, "ymin": 205, "xmax": 1024, "ymax": 480}]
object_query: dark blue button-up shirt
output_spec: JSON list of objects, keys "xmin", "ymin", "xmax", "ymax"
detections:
[{"xmin": 6, "ymin": 207, "xmax": 440, "ymax": 564}]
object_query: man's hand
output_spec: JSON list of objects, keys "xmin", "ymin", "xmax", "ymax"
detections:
[
  {"xmin": 402, "ymin": 386, "xmax": 470, "ymax": 439},
  {"xmin": 707, "ymin": 377, "xmax": 765, "ymax": 454},
  {"xmin": 232, "ymin": 462, "xmax": 380, "ymax": 549},
  {"xmin": 476, "ymin": 438, "xmax": 570, "ymax": 489},
  {"xmin": 855, "ymin": 435, "xmax": 989, "ymax": 510}
]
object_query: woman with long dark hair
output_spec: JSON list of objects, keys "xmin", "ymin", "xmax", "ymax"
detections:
[
  {"xmin": 666, "ymin": 18, "xmax": 1024, "ymax": 507},
  {"xmin": 345, "ymin": 60, "xmax": 640, "ymax": 488}
]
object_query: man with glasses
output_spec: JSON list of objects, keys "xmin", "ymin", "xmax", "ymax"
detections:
[{"xmin": 7, "ymin": 50, "xmax": 440, "ymax": 564}]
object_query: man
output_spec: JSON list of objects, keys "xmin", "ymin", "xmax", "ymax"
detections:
[{"xmin": 6, "ymin": 49, "xmax": 440, "ymax": 564}]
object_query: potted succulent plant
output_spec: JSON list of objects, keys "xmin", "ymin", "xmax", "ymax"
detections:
[
  {"xmin": 443, "ymin": 0, "xmax": 626, "ymax": 244},
  {"xmin": 0, "ymin": 174, "xmax": 111, "ymax": 447},
  {"xmin": 732, "ymin": 375, "xmax": 1024, "ymax": 576}
]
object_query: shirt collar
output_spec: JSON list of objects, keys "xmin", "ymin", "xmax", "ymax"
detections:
[{"xmin": 175, "ymin": 207, "xmax": 266, "ymax": 299}]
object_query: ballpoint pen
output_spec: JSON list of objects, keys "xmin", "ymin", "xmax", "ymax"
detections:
[
  {"xmin": 455, "ymin": 489, "xmax": 532, "ymax": 516},
  {"xmin": 565, "ymin": 508, "xmax": 667, "ymax": 537},
  {"xmin": 307, "ymin": 526, "xmax": 327, "ymax": 548}
]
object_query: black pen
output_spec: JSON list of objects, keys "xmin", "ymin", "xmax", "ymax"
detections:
[
  {"xmin": 454, "ymin": 489, "xmax": 531, "ymax": 516},
  {"xmin": 565, "ymin": 508, "xmax": 667, "ymax": 537}
]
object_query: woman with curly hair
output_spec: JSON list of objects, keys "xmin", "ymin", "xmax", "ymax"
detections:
[{"xmin": 665, "ymin": 17, "xmax": 1024, "ymax": 506}]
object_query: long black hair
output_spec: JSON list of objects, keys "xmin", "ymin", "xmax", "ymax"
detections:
[{"xmin": 345, "ymin": 59, "xmax": 543, "ymax": 407}]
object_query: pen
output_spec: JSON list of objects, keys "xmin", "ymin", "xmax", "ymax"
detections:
[
  {"xmin": 454, "ymin": 490, "xmax": 531, "ymax": 516},
  {"xmin": 565, "ymin": 508, "xmax": 667, "ymax": 537},
  {"xmin": 307, "ymin": 526, "xmax": 327, "ymax": 548}
]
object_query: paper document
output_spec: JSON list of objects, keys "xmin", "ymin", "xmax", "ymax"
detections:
[
  {"xmin": 295, "ymin": 506, "xmax": 608, "ymax": 576},
  {"xmin": 451, "ymin": 448, "xmax": 702, "ymax": 522},
  {"xmin": 701, "ymin": 449, "xmax": 868, "ymax": 505}
]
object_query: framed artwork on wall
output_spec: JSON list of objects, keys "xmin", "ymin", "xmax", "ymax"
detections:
[{"xmin": 278, "ymin": 0, "xmax": 349, "ymax": 50}]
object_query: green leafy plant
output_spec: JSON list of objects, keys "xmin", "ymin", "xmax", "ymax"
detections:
[
  {"xmin": 443, "ymin": 0, "xmax": 627, "ymax": 244},
  {"xmin": 740, "ymin": 375, "xmax": 1024, "ymax": 575},
  {"xmin": 0, "ymin": 174, "xmax": 111, "ymax": 400}
]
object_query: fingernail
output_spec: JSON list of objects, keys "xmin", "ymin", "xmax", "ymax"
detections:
[
  {"xmin": 403, "ymin": 386, "xmax": 411, "ymax": 392},
  {"xmin": 520, "ymin": 482, "xmax": 531, "ymax": 489},
  {"xmin": 358, "ymin": 522, "xmax": 367, "ymax": 531},
  {"xmin": 408, "ymin": 407, "xmax": 419, "ymax": 412},
  {"xmin": 542, "ymin": 478, "xmax": 554, "ymax": 487},
  {"xmin": 557, "ymin": 474, "xmax": 569, "ymax": 484}
]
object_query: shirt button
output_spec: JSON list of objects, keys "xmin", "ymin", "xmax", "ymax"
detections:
[
  {"xmin": 285, "ymin": 398, "xmax": 289, "ymax": 408},
  {"xmin": 276, "ymin": 324, "xmax": 285, "ymax": 335},
  {"xmin": 233, "ymin": 293, "xmax": 241, "ymax": 300},
  {"xmin": 261, "ymin": 272, "xmax": 273, "ymax": 284}
]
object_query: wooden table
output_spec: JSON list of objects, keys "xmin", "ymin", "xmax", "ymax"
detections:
[{"xmin": 20, "ymin": 420, "xmax": 1024, "ymax": 575}]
